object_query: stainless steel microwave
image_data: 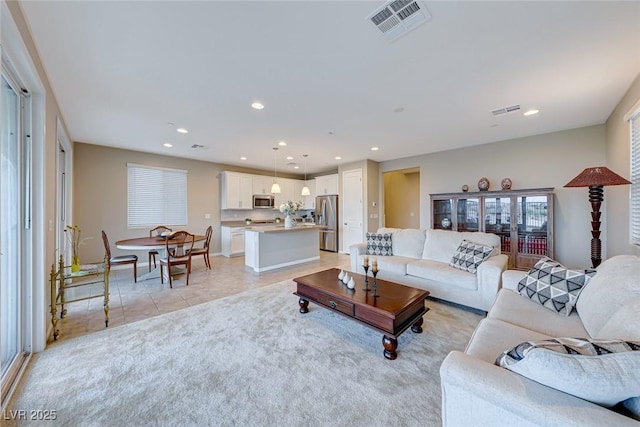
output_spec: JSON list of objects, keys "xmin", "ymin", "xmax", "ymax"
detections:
[{"xmin": 253, "ymin": 194, "xmax": 275, "ymax": 209}]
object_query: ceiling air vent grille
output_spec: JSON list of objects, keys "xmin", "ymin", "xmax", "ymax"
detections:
[
  {"xmin": 491, "ymin": 104, "xmax": 521, "ymax": 117},
  {"xmin": 367, "ymin": 0, "xmax": 431, "ymax": 42}
]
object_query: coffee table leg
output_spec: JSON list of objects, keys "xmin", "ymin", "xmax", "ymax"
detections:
[
  {"xmin": 382, "ymin": 335, "xmax": 398, "ymax": 360},
  {"xmin": 298, "ymin": 297, "xmax": 309, "ymax": 314},
  {"xmin": 411, "ymin": 317, "xmax": 424, "ymax": 333}
]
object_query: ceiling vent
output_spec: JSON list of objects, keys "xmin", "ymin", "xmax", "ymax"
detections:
[
  {"xmin": 367, "ymin": 0, "xmax": 431, "ymax": 42},
  {"xmin": 491, "ymin": 104, "xmax": 521, "ymax": 117},
  {"xmin": 191, "ymin": 144, "xmax": 205, "ymax": 149}
]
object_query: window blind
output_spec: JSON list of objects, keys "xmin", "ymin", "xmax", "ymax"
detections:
[
  {"xmin": 127, "ymin": 164, "xmax": 188, "ymax": 228},
  {"xmin": 631, "ymin": 110, "xmax": 640, "ymax": 245}
]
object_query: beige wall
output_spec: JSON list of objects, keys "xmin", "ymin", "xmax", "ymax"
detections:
[
  {"xmin": 380, "ymin": 125, "xmax": 606, "ymax": 268},
  {"xmin": 73, "ymin": 144, "xmax": 215, "ymax": 261},
  {"xmin": 605, "ymin": 73, "xmax": 640, "ymax": 258},
  {"xmin": 383, "ymin": 170, "xmax": 420, "ymax": 229}
]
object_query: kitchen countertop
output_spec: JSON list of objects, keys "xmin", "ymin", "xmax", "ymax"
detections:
[
  {"xmin": 221, "ymin": 220, "xmax": 316, "ymax": 228},
  {"xmin": 244, "ymin": 224, "xmax": 322, "ymax": 233}
]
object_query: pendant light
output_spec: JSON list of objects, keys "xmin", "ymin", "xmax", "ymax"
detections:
[
  {"xmin": 301, "ymin": 154, "xmax": 310, "ymax": 196},
  {"xmin": 270, "ymin": 147, "xmax": 281, "ymax": 194}
]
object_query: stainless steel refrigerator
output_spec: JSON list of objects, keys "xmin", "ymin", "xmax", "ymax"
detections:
[{"xmin": 315, "ymin": 195, "xmax": 338, "ymax": 252}]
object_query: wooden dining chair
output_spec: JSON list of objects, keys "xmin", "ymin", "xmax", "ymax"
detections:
[
  {"xmin": 159, "ymin": 230, "xmax": 195, "ymax": 288},
  {"xmin": 188, "ymin": 226, "xmax": 213, "ymax": 269},
  {"xmin": 148, "ymin": 226, "xmax": 172, "ymax": 272},
  {"xmin": 101, "ymin": 230, "xmax": 138, "ymax": 282}
]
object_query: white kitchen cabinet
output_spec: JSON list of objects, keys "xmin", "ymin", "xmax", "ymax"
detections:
[
  {"xmin": 221, "ymin": 172, "xmax": 252, "ymax": 210},
  {"xmin": 302, "ymin": 180, "xmax": 316, "ymax": 209},
  {"xmin": 221, "ymin": 226, "xmax": 247, "ymax": 257},
  {"xmin": 252, "ymin": 175, "xmax": 274, "ymax": 195},
  {"xmin": 275, "ymin": 178, "xmax": 298, "ymax": 207},
  {"xmin": 315, "ymin": 174, "xmax": 338, "ymax": 196}
]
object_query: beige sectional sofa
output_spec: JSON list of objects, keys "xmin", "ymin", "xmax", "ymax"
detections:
[
  {"xmin": 440, "ymin": 255, "xmax": 640, "ymax": 426},
  {"xmin": 349, "ymin": 228, "xmax": 508, "ymax": 312}
]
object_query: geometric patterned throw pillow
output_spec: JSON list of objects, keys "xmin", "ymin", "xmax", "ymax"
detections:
[
  {"xmin": 449, "ymin": 240, "xmax": 494, "ymax": 274},
  {"xmin": 517, "ymin": 257, "xmax": 596, "ymax": 316},
  {"xmin": 495, "ymin": 337, "xmax": 640, "ymax": 407},
  {"xmin": 366, "ymin": 232, "xmax": 392, "ymax": 256}
]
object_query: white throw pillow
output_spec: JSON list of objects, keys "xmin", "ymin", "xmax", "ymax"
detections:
[{"xmin": 496, "ymin": 337, "xmax": 640, "ymax": 407}]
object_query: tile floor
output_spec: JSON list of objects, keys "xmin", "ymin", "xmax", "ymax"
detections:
[{"xmin": 50, "ymin": 252, "xmax": 352, "ymax": 344}]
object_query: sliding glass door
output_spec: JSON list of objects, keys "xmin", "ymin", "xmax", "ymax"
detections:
[{"xmin": 1, "ymin": 72, "xmax": 27, "ymax": 398}]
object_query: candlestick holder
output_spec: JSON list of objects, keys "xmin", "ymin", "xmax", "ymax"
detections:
[
  {"xmin": 362, "ymin": 264, "xmax": 370, "ymax": 291},
  {"xmin": 372, "ymin": 270, "xmax": 379, "ymax": 298}
]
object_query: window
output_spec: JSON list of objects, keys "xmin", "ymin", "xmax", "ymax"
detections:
[
  {"xmin": 630, "ymin": 107, "xmax": 640, "ymax": 245},
  {"xmin": 127, "ymin": 163, "xmax": 188, "ymax": 228}
]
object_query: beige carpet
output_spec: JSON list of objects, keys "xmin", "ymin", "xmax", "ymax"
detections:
[{"xmin": 7, "ymin": 279, "xmax": 481, "ymax": 426}]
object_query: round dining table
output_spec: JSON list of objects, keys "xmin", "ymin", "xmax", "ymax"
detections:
[{"xmin": 116, "ymin": 234, "xmax": 206, "ymax": 281}]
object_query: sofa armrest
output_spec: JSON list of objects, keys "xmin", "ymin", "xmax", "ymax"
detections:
[
  {"xmin": 502, "ymin": 269, "xmax": 528, "ymax": 291},
  {"xmin": 476, "ymin": 254, "xmax": 508, "ymax": 310},
  {"xmin": 440, "ymin": 351, "xmax": 638, "ymax": 426},
  {"xmin": 349, "ymin": 243, "xmax": 367, "ymax": 271}
]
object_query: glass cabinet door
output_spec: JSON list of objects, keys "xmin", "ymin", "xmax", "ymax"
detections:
[
  {"xmin": 457, "ymin": 198, "xmax": 479, "ymax": 231},
  {"xmin": 516, "ymin": 196, "xmax": 548, "ymax": 257},
  {"xmin": 433, "ymin": 199, "xmax": 452, "ymax": 230},
  {"xmin": 484, "ymin": 197, "xmax": 512, "ymax": 254}
]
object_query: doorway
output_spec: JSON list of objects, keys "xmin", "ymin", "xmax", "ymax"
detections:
[
  {"xmin": 383, "ymin": 168, "xmax": 420, "ymax": 228},
  {"xmin": 341, "ymin": 168, "xmax": 363, "ymax": 253}
]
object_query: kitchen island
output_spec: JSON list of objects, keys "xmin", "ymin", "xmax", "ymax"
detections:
[{"xmin": 244, "ymin": 225, "xmax": 322, "ymax": 272}]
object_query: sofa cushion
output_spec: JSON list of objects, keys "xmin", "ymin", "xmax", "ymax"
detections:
[
  {"xmin": 488, "ymin": 289, "xmax": 589, "ymax": 338},
  {"xmin": 390, "ymin": 228, "xmax": 425, "ymax": 259},
  {"xmin": 465, "ymin": 317, "xmax": 552, "ymax": 364},
  {"xmin": 518, "ymin": 257, "xmax": 596, "ymax": 316},
  {"xmin": 366, "ymin": 232, "xmax": 392, "ymax": 256},
  {"xmin": 577, "ymin": 255, "xmax": 640, "ymax": 341},
  {"xmin": 407, "ymin": 259, "xmax": 477, "ymax": 290},
  {"xmin": 449, "ymin": 240, "xmax": 494, "ymax": 274},
  {"xmin": 422, "ymin": 229, "xmax": 464, "ymax": 263},
  {"xmin": 460, "ymin": 231, "xmax": 501, "ymax": 256},
  {"xmin": 374, "ymin": 255, "xmax": 415, "ymax": 276},
  {"xmin": 496, "ymin": 337, "xmax": 640, "ymax": 407}
]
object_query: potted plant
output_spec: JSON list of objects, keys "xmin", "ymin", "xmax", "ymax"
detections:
[
  {"xmin": 275, "ymin": 216, "xmax": 282, "ymax": 224},
  {"xmin": 245, "ymin": 218, "xmax": 252, "ymax": 225}
]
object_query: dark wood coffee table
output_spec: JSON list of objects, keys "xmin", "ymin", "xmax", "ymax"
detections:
[{"xmin": 293, "ymin": 268, "xmax": 430, "ymax": 360}]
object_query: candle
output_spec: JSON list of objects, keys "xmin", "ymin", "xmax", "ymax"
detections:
[
  {"xmin": 364, "ymin": 255, "xmax": 369, "ymax": 267},
  {"xmin": 372, "ymin": 258, "xmax": 378, "ymax": 273}
]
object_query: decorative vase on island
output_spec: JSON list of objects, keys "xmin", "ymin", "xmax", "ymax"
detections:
[{"xmin": 284, "ymin": 214, "xmax": 294, "ymax": 229}]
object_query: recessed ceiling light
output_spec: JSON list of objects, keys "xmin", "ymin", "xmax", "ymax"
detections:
[
  {"xmin": 393, "ymin": 107, "xmax": 405, "ymax": 113},
  {"xmin": 523, "ymin": 109, "xmax": 539, "ymax": 116},
  {"xmin": 251, "ymin": 102, "xmax": 264, "ymax": 110},
  {"xmin": 240, "ymin": 156, "xmax": 247, "ymax": 160},
  {"xmin": 335, "ymin": 156, "xmax": 342, "ymax": 160},
  {"xmin": 278, "ymin": 141, "xmax": 287, "ymax": 146},
  {"xmin": 286, "ymin": 156, "xmax": 293, "ymax": 160},
  {"xmin": 176, "ymin": 128, "xmax": 189, "ymax": 134},
  {"xmin": 294, "ymin": 165, "xmax": 300, "ymax": 169},
  {"xmin": 163, "ymin": 143, "xmax": 173, "ymax": 148},
  {"xmin": 371, "ymin": 147, "xmax": 379, "ymax": 151}
]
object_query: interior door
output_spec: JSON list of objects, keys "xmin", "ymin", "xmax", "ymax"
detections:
[{"xmin": 341, "ymin": 169, "xmax": 363, "ymax": 253}]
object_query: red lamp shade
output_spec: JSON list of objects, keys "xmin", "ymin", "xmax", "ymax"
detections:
[{"xmin": 564, "ymin": 167, "xmax": 631, "ymax": 188}]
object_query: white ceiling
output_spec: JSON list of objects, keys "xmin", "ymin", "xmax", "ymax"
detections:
[{"xmin": 18, "ymin": 1, "xmax": 640, "ymax": 175}]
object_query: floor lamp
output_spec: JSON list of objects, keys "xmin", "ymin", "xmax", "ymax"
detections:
[{"xmin": 564, "ymin": 167, "xmax": 631, "ymax": 268}]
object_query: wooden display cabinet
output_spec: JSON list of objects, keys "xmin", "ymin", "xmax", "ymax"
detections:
[{"xmin": 430, "ymin": 188, "xmax": 554, "ymax": 270}]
